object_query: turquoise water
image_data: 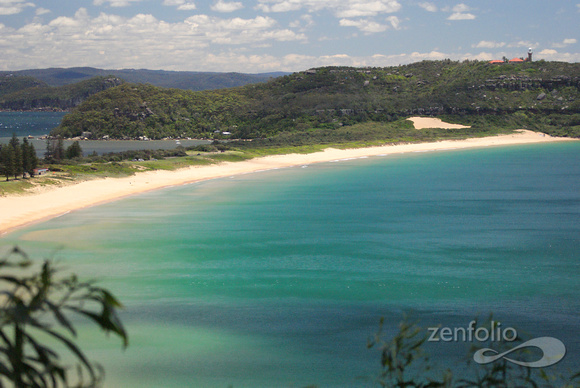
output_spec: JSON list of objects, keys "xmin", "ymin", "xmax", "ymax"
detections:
[{"xmin": 2, "ymin": 142, "xmax": 579, "ymax": 387}]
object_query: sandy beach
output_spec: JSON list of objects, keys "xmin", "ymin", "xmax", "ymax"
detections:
[{"xmin": 1, "ymin": 121, "xmax": 577, "ymax": 236}]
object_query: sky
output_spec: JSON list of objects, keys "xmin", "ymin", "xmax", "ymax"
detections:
[{"xmin": 0, "ymin": 0, "xmax": 578, "ymax": 73}]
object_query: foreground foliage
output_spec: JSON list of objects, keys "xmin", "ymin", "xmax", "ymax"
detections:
[
  {"xmin": 368, "ymin": 316, "xmax": 579, "ymax": 388},
  {"xmin": 0, "ymin": 247, "xmax": 128, "ymax": 387}
]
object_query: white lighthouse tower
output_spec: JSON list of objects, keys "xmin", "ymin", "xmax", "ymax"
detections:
[{"xmin": 528, "ymin": 48, "xmax": 533, "ymax": 62}]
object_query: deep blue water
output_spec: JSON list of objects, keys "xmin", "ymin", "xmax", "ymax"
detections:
[
  {"xmin": 0, "ymin": 111, "xmax": 66, "ymax": 139},
  {"xmin": 1, "ymin": 142, "xmax": 579, "ymax": 387}
]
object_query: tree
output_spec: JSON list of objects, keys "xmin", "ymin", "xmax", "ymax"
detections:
[
  {"xmin": 20, "ymin": 138, "xmax": 38, "ymax": 178},
  {"xmin": 54, "ymin": 137, "xmax": 65, "ymax": 161},
  {"xmin": 44, "ymin": 138, "xmax": 53, "ymax": 161},
  {"xmin": 0, "ymin": 144, "xmax": 11, "ymax": 181},
  {"xmin": 44, "ymin": 137, "xmax": 65, "ymax": 162},
  {"xmin": 0, "ymin": 247, "xmax": 128, "ymax": 387},
  {"xmin": 8, "ymin": 134, "xmax": 23, "ymax": 180},
  {"xmin": 65, "ymin": 141, "xmax": 83, "ymax": 159},
  {"xmin": 22, "ymin": 138, "xmax": 39, "ymax": 177}
]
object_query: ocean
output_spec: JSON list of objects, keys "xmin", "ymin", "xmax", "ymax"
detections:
[{"xmin": 1, "ymin": 139, "xmax": 579, "ymax": 387}]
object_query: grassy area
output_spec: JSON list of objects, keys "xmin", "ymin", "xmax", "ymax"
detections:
[
  {"xmin": 0, "ymin": 173, "xmax": 79, "ymax": 196},
  {"xmin": 232, "ymin": 119, "xmax": 518, "ymax": 155},
  {"xmin": 0, "ymin": 150, "xmax": 253, "ymax": 195}
]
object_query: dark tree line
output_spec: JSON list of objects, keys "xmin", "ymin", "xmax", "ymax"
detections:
[
  {"xmin": 44, "ymin": 137, "xmax": 83, "ymax": 163},
  {"xmin": 0, "ymin": 134, "xmax": 38, "ymax": 181}
]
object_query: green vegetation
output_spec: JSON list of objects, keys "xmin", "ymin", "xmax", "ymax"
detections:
[
  {"xmin": 0, "ymin": 75, "xmax": 46, "ymax": 97},
  {"xmin": 0, "ymin": 144, "xmax": 253, "ymax": 195},
  {"xmin": 0, "ymin": 76, "xmax": 123, "ymax": 111},
  {"xmin": 2, "ymin": 60, "xmax": 579, "ymax": 195},
  {"xmin": 0, "ymin": 247, "xmax": 127, "ymax": 387},
  {"xmin": 369, "ymin": 316, "xmax": 579, "ymax": 388},
  {"xmin": 0, "ymin": 68, "xmax": 281, "ymax": 111},
  {"xmin": 0, "ymin": 135, "xmax": 38, "ymax": 181},
  {"xmin": 1, "ymin": 67, "xmax": 281, "ymax": 89},
  {"xmin": 51, "ymin": 60, "xmax": 580, "ymax": 142}
]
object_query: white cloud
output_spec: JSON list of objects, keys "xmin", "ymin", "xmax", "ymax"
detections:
[
  {"xmin": 336, "ymin": 1, "xmax": 402, "ymax": 18},
  {"xmin": 257, "ymin": 0, "xmax": 401, "ymax": 18},
  {"xmin": 337, "ymin": 14, "xmax": 401, "ymax": 34},
  {"xmin": 448, "ymin": 12, "xmax": 475, "ymax": 20},
  {"xmin": 35, "ymin": 7, "xmax": 51, "ymax": 16},
  {"xmin": 452, "ymin": 3, "xmax": 470, "ymax": 13},
  {"xmin": 0, "ymin": 9, "xmax": 308, "ymax": 71},
  {"xmin": 472, "ymin": 40, "xmax": 505, "ymax": 49},
  {"xmin": 418, "ymin": 2, "xmax": 437, "ymax": 12},
  {"xmin": 447, "ymin": 3, "xmax": 475, "ymax": 20},
  {"xmin": 290, "ymin": 14, "xmax": 314, "ymax": 29},
  {"xmin": 386, "ymin": 15, "xmax": 400, "ymax": 30},
  {"xmin": 93, "ymin": 0, "xmax": 142, "ymax": 7},
  {"xmin": 552, "ymin": 38, "xmax": 577, "ymax": 48},
  {"xmin": 256, "ymin": 1, "xmax": 302, "ymax": 12},
  {"xmin": 535, "ymin": 48, "xmax": 580, "ymax": 62},
  {"xmin": 162, "ymin": 0, "xmax": 196, "ymax": 9},
  {"xmin": 0, "ymin": 0, "xmax": 34, "ymax": 15},
  {"xmin": 339, "ymin": 18, "xmax": 388, "ymax": 33},
  {"xmin": 507, "ymin": 40, "xmax": 538, "ymax": 48},
  {"xmin": 178, "ymin": 3, "xmax": 197, "ymax": 10},
  {"xmin": 211, "ymin": 1, "xmax": 243, "ymax": 12}
]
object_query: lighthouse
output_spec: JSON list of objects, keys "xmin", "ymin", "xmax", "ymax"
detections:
[{"xmin": 528, "ymin": 48, "xmax": 533, "ymax": 62}]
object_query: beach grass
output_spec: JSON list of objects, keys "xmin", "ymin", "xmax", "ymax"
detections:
[{"xmin": 0, "ymin": 173, "xmax": 77, "ymax": 196}]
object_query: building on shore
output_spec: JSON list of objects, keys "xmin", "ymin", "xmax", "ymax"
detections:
[{"xmin": 489, "ymin": 48, "xmax": 533, "ymax": 64}]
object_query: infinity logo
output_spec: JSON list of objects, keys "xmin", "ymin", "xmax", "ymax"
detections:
[{"xmin": 473, "ymin": 337, "xmax": 566, "ymax": 368}]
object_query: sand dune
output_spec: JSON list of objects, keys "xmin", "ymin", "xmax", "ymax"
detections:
[
  {"xmin": 0, "ymin": 129, "xmax": 576, "ymax": 235},
  {"xmin": 408, "ymin": 116, "xmax": 471, "ymax": 129}
]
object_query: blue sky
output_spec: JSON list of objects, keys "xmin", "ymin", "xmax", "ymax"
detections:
[{"xmin": 0, "ymin": 0, "xmax": 578, "ymax": 72}]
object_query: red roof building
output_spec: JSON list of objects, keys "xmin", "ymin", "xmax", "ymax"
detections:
[
  {"xmin": 488, "ymin": 60, "xmax": 504, "ymax": 64},
  {"xmin": 509, "ymin": 58, "xmax": 524, "ymax": 63}
]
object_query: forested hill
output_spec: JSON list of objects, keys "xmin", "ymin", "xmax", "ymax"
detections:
[
  {"xmin": 0, "ymin": 76, "xmax": 124, "ymax": 111},
  {"xmin": 1, "ymin": 67, "xmax": 284, "ymax": 89},
  {"xmin": 52, "ymin": 60, "xmax": 580, "ymax": 141},
  {"xmin": 0, "ymin": 68, "xmax": 284, "ymax": 111}
]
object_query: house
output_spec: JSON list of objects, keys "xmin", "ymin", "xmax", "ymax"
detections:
[
  {"xmin": 34, "ymin": 168, "xmax": 49, "ymax": 176},
  {"xmin": 488, "ymin": 60, "xmax": 504, "ymax": 64},
  {"xmin": 509, "ymin": 58, "xmax": 525, "ymax": 63}
]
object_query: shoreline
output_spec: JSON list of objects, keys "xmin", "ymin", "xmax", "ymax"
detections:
[{"xmin": 1, "ymin": 129, "xmax": 577, "ymax": 236}]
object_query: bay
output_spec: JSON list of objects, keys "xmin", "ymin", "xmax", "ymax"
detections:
[
  {"xmin": 1, "ymin": 142, "xmax": 579, "ymax": 387},
  {"xmin": 0, "ymin": 111, "xmax": 209, "ymax": 155}
]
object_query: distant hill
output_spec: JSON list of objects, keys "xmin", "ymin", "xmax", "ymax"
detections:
[
  {"xmin": 0, "ymin": 75, "xmax": 47, "ymax": 97},
  {"xmin": 52, "ymin": 60, "xmax": 580, "ymax": 142},
  {"xmin": 0, "ymin": 67, "xmax": 288, "ymax": 90},
  {"xmin": 0, "ymin": 76, "xmax": 124, "ymax": 111}
]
